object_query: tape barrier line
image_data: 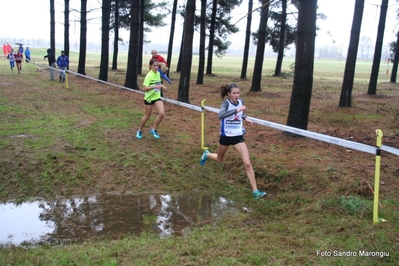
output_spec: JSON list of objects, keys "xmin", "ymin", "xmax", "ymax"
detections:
[
  {"xmin": 203, "ymin": 106, "xmax": 399, "ymax": 157},
  {"xmin": 381, "ymin": 145, "xmax": 399, "ymax": 156},
  {"xmin": 33, "ymin": 60, "xmax": 143, "ymax": 94},
  {"xmin": 31, "ymin": 60, "xmax": 399, "ymax": 157},
  {"xmin": 33, "ymin": 61, "xmax": 204, "ymax": 112},
  {"xmin": 162, "ymin": 98, "xmax": 202, "ymax": 112}
]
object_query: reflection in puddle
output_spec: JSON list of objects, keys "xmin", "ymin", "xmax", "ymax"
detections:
[{"xmin": 0, "ymin": 193, "xmax": 240, "ymax": 246}]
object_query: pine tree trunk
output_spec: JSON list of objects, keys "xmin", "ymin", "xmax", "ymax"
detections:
[
  {"xmin": 339, "ymin": 0, "xmax": 364, "ymax": 107},
  {"xmin": 124, "ymin": 0, "xmax": 141, "ymax": 90},
  {"xmin": 99, "ymin": 0, "xmax": 110, "ymax": 81},
  {"xmin": 274, "ymin": 0, "xmax": 287, "ymax": 76},
  {"xmin": 390, "ymin": 31, "xmax": 399, "ymax": 83},
  {"xmin": 249, "ymin": 0, "xmax": 269, "ymax": 92},
  {"xmin": 166, "ymin": 0, "xmax": 178, "ymax": 77},
  {"xmin": 77, "ymin": 0, "xmax": 87, "ymax": 75},
  {"xmin": 286, "ymin": 0, "xmax": 317, "ymax": 130},
  {"xmin": 196, "ymin": 0, "xmax": 206, "ymax": 84},
  {"xmin": 206, "ymin": 0, "xmax": 217, "ymax": 75},
  {"xmin": 64, "ymin": 0, "xmax": 70, "ymax": 70},
  {"xmin": 111, "ymin": 0, "xmax": 119, "ymax": 71},
  {"xmin": 367, "ymin": 0, "xmax": 388, "ymax": 95},
  {"xmin": 50, "ymin": 0, "xmax": 56, "ymax": 55},
  {"xmin": 178, "ymin": 0, "xmax": 196, "ymax": 103},
  {"xmin": 240, "ymin": 0, "xmax": 253, "ymax": 80}
]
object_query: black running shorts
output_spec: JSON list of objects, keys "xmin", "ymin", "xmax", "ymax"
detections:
[
  {"xmin": 219, "ymin": 135, "xmax": 245, "ymax": 146},
  {"xmin": 144, "ymin": 98, "xmax": 161, "ymax": 105}
]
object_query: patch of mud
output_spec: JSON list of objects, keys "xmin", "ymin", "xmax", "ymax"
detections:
[{"xmin": 0, "ymin": 192, "xmax": 244, "ymax": 247}]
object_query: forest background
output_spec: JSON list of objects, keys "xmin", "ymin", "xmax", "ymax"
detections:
[{"xmin": 1, "ymin": 0, "xmax": 399, "ymax": 56}]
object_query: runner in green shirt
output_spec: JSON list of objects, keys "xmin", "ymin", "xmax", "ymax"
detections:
[{"xmin": 136, "ymin": 59, "xmax": 167, "ymax": 139}]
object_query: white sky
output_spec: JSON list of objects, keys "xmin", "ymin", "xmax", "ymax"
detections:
[{"xmin": 0, "ymin": 0, "xmax": 398, "ymax": 52}]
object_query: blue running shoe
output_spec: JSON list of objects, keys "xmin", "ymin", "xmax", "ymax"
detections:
[
  {"xmin": 200, "ymin": 150, "xmax": 209, "ymax": 166},
  {"xmin": 136, "ymin": 130, "xmax": 142, "ymax": 139},
  {"xmin": 253, "ymin": 190, "xmax": 267, "ymax": 199},
  {"xmin": 150, "ymin": 129, "xmax": 160, "ymax": 139}
]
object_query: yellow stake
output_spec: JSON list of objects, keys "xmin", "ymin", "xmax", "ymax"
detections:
[
  {"xmin": 373, "ymin": 129, "xmax": 386, "ymax": 223},
  {"xmin": 201, "ymin": 99, "xmax": 208, "ymax": 151}
]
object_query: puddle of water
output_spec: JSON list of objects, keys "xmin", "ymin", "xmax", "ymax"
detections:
[{"xmin": 0, "ymin": 192, "xmax": 243, "ymax": 246}]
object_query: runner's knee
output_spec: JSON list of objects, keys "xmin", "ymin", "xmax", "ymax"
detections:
[{"xmin": 242, "ymin": 160, "xmax": 252, "ymax": 170}]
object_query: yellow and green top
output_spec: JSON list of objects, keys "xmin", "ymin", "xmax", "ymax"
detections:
[{"xmin": 143, "ymin": 70, "xmax": 162, "ymax": 102}]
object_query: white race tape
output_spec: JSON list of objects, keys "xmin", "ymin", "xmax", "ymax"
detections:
[
  {"xmin": 163, "ymin": 98, "xmax": 202, "ymax": 112},
  {"xmin": 381, "ymin": 145, "xmax": 399, "ymax": 156},
  {"xmin": 204, "ymin": 106, "xmax": 399, "ymax": 157},
  {"xmin": 32, "ymin": 60, "xmax": 399, "ymax": 157}
]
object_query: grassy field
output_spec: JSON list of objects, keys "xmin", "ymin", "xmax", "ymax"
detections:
[{"xmin": 0, "ymin": 48, "xmax": 398, "ymax": 265}]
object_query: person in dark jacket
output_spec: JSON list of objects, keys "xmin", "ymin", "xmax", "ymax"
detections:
[
  {"xmin": 56, "ymin": 50, "xmax": 70, "ymax": 83},
  {"xmin": 24, "ymin": 47, "xmax": 31, "ymax": 63},
  {"xmin": 44, "ymin": 48, "xmax": 56, "ymax": 80}
]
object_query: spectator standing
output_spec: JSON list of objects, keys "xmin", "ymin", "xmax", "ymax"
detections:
[
  {"xmin": 151, "ymin": 50, "xmax": 169, "ymax": 73},
  {"xmin": 24, "ymin": 47, "xmax": 31, "ymax": 62},
  {"xmin": 2, "ymin": 43, "xmax": 7, "ymax": 57},
  {"xmin": 6, "ymin": 43, "xmax": 12, "ymax": 56},
  {"xmin": 56, "ymin": 50, "xmax": 69, "ymax": 83},
  {"xmin": 18, "ymin": 44, "xmax": 23, "ymax": 54},
  {"xmin": 44, "ymin": 48, "xmax": 56, "ymax": 80}
]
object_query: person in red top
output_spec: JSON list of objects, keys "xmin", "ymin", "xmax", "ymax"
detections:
[
  {"xmin": 14, "ymin": 50, "xmax": 23, "ymax": 74},
  {"xmin": 2, "ymin": 44, "xmax": 7, "ymax": 57},
  {"xmin": 6, "ymin": 43, "xmax": 12, "ymax": 56},
  {"xmin": 151, "ymin": 50, "xmax": 168, "ymax": 73}
]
